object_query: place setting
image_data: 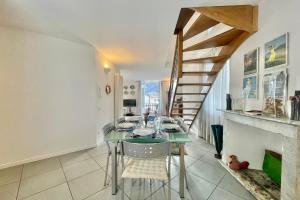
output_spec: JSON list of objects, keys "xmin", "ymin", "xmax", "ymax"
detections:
[
  {"xmin": 117, "ymin": 122, "xmax": 136, "ymax": 132},
  {"xmin": 160, "ymin": 123, "xmax": 180, "ymax": 133}
]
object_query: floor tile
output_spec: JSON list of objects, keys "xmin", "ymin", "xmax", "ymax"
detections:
[
  {"xmin": 63, "ymin": 158, "xmax": 100, "ymax": 181},
  {"xmin": 93, "ymin": 153, "xmax": 110, "ymax": 169},
  {"xmin": 22, "ymin": 183, "xmax": 72, "ymax": 200},
  {"xmin": 60, "ymin": 150, "xmax": 91, "ymax": 167},
  {"xmin": 85, "ymin": 187, "xmax": 129, "ymax": 200},
  {"xmin": 145, "ymin": 187, "xmax": 191, "ymax": 200},
  {"xmin": 0, "ymin": 182, "xmax": 19, "ymax": 200},
  {"xmin": 121, "ymin": 178, "xmax": 163, "ymax": 200},
  {"xmin": 68, "ymin": 169, "xmax": 106, "ymax": 200},
  {"xmin": 22, "ymin": 157, "xmax": 61, "ymax": 179},
  {"xmin": 208, "ymin": 188, "xmax": 245, "ymax": 200},
  {"xmin": 218, "ymin": 174, "xmax": 256, "ymax": 200},
  {"xmin": 198, "ymin": 154, "xmax": 222, "ymax": 167},
  {"xmin": 170, "ymin": 155, "xmax": 199, "ymax": 168},
  {"xmin": 0, "ymin": 166, "xmax": 22, "ymax": 187},
  {"xmin": 169, "ymin": 163, "xmax": 180, "ymax": 179},
  {"xmin": 170, "ymin": 173, "xmax": 216, "ymax": 200},
  {"xmin": 18, "ymin": 169, "xmax": 66, "ymax": 199},
  {"xmin": 88, "ymin": 145, "xmax": 108, "ymax": 158},
  {"xmin": 188, "ymin": 160, "xmax": 226, "ymax": 184}
]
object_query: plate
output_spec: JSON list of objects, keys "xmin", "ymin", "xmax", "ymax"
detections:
[
  {"xmin": 161, "ymin": 124, "xmax": 180, "ymax": 130},
  {"xmin": 133, "ymin": 128, "xmax": 155, "ymax": 136},
  {"xmin": 125, "ymin": 116, "xmax": 142, "ymax": 122},
  {"xmin": 118, "ymin": 123, "xmax": 135, "ymax": 129}
]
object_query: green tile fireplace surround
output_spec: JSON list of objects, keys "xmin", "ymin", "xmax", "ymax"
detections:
[{"xmin": 221, "ymin": 110, "xmax": 300, "ymax": 200}]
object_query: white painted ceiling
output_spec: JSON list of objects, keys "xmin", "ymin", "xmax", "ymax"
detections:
[{"xmin": 0, "ymin": 0, "xmax": 259, "ymax": 80}]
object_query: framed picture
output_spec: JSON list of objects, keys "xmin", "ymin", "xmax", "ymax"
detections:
[
  {"xmin": 243, "ymin": 75, "xmax": 258, "ymax": 99},
  {"xmin": 264, "ymin": 33, "xmax": 289, "ymax": 69},
  {"xmin": 263, "ymin": 70, "xmax": 287, "ymax": 117},
  {"xmin": 244, "ymin": 48, "xmax": 259, "ymax": 75}
]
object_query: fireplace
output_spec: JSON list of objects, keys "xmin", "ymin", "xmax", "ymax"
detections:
[{"xmin": 220, "ymin": 110, "xmax": 300, "ymax": 200}]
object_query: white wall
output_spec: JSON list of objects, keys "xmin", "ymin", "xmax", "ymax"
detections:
[
  {"xmin": 0, "ymin": 26, "xmax": 117, "ymax": 169},
  {"xmin": 221, "ymin": 0, "xmax": 300, "ymax": 161},
  {"xmin": 230, "ymin": 0, "xmax": 300, "ymax": 110},
  {"xmin": 95, "ymin": 53, "xmax": 120, "ymax": 143}
]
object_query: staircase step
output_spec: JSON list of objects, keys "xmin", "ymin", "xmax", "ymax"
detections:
[
  {"xmin": 172, "ymin": 107, "xmax": 199, "ymax": 110},
  {"xmin": 176, "ymin": 93, "xmax": 207, "ymax": 95},
  {"xmin": 177, "ymin": 83, "xmax": 212, "ymax": 86},
  {"xmin": 182, "ymin": 71, "xmax": 218, "ymax": 76},
  {"xmin": 172, "ymin": 113, "xmax": 196, "ymax": 116},
  {"xmin": 183, "ymin": 15, "xmax": 219, "ymax": 41},
  {"xmin": 183, "ymin": 28, "xmax": 244, "ymax": 52},
  {"xmin": 174, "ymin": 101, "xmax": 203, "ymax": 104},
  {"xmin": 183, "ymin": 55, "xmax": 228, "ymax": 64}
]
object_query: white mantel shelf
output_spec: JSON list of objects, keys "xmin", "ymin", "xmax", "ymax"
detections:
[
  {"xmin": 221, "ymin": 110, "xmax": 300, "ymax": 200},
  {"xmin": 220, "ymin": 110, "xmax": 300, "ymax": 139}
]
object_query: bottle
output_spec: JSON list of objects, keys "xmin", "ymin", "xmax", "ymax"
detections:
[{"xmin": 226, "ymin": 94, "xmax": 232, "ymax": 110}]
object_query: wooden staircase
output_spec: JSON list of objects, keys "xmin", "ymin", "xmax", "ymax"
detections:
[{"xmin": 168, "ymin": 5, "xmax": 258, "ymax": 127}]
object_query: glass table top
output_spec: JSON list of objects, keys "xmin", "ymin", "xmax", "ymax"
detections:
[{"xmin": 105, "ymin": 121, "xmax": 192, "ymax": 144}]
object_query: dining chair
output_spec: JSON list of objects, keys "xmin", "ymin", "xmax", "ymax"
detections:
[
  {"xmin": 102, "ymin": 122, "xmax": 117, "ymax": 186},
  {"xmin": 175, "ymin": 117, "xmax": 189, "ymax": 134},
  {"xmin": 120, "ymin": 141, "xmax": 171, "ymax": 200},
  {"xmin": 117, "ymin": 117, "xmax": 126, "ymax": 124}
]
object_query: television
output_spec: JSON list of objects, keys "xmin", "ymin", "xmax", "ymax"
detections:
[{"xmin": 123, "ymin": 99, "xmax": 136, "ymax": 107}]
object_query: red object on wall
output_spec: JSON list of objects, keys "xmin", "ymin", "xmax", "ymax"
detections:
[{"xmin": 105, "ymin": 85, "xmax": 111, "ymax": 94}]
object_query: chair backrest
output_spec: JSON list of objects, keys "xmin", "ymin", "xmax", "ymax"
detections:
[
  {"xmin": 180, "ymin": 123, "xmax": 189, "ymax": 133},
  {"xmin": 175, "ymin": 117, "xmax": 184, "ymax": 126},
  {"xmin": 122, "ymin": 141, "xmax": 170, "ymax": 159},
  {"xmin": 102, "ymin": 122, "xmax": 115, "ymax": 136},
  {"xmin": 117, "ymin": 117, "xmax": 125, "ymax": 124}
]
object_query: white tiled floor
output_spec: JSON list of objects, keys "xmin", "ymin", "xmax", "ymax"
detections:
[{"xmin": 0, "ymin": 135, "xmax": 256, "ymax": 200}]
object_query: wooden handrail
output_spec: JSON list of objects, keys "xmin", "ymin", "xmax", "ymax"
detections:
[{"xmin": 167, "ymin": 31, "xmax": 183, "ymax": 116}]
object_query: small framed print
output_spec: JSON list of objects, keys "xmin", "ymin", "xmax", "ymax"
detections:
[
  {"xmin": 264, "ymin": 33, "xmax": 289, "ymax": 69},
  {"xmin": 244, "ymin": 48, "xmax": 259, "ymax": 75},
  {"xmin": 243, "ymin": 75, "xmax": 258, "ymax": 99}
]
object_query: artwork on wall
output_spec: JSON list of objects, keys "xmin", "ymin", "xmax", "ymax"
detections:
[
  {"xmin": 243, "ymin": 75, "xmax": 258, "ymax": 99},
  {"xmin": 244, "ymin": 48, "xmax": 259, "ymax": 75},
  {"xmin": 264, "ymin": 33, "xmax": 289, "ymax": 69},
  {"xmin": 263, "ymin": 70, "xmax": 287, "ymax": 117}
]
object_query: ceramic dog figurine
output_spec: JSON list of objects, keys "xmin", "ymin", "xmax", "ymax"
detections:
[{"xmin": 228, "ymin": 155, "xmax": 249, "ymax": 170}]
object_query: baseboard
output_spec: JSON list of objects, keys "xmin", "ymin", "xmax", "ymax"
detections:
[{"xmin": 0, "ymin": 144, "xmax": 97, "ymax": 170}]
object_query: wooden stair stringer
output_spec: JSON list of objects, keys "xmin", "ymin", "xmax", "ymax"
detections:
[{"xmin": 192, "ymin": 5, "xmax": 258, "ymax": 33}]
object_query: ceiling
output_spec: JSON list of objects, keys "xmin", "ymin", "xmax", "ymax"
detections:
[{"xmin": 0, "ymin": 0, "xmax": 259, "ymax": 80}]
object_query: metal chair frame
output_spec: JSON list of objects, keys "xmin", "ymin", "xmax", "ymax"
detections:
[
  {"xmin": 102, "ymin": 122, "xmax": 117, "ymax": 186},
  {"xmin": 120, "ymin": 141, "xmax": 171, "ymax": 200}
]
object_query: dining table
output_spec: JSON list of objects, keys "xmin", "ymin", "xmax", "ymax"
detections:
[{"xmin": 104, "ymin": 117, "xmax": 192, "ymax": 198}]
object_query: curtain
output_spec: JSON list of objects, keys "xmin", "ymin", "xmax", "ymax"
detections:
[
  {"xmin": 160, "ymin": 80, "xmax": 170, "ymax": 116},
  {"xmin": 196, "ymin": 61, "xmax": 230, "ymax": 144}
]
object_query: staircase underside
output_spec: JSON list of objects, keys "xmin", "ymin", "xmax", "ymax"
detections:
[{"xmin": 169, "ymin": 5, "xmax": 258, "ymax": 127}]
